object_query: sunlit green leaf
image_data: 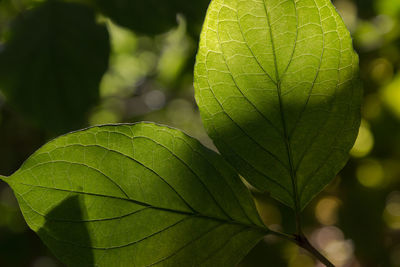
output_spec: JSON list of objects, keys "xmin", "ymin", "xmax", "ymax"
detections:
[
  {"xmin": 0, "ymin": 1, "xmax": 110, "ymax": 133},
  {"xmin": 4, "ymin": 123, "xmax": 266, "ymax": 266},
  {"xmin": 194, "ymin": 0, "xmax": 362, "ymax": 210}
]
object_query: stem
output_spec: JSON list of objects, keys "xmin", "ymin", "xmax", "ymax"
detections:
[
  {"xmin": 295, "ymin": 209, "xmax": 303, "ymax": 235},
  {"xmin": 0, "ymin": 175, "xmax": 7, "ymax": 181},
  {"xmin": 292, "ymin": 200, "xmax": 333, "ymax": 266},
  {"xmin": 269, "ymin": 231, "xmax": 335, "ymax": 267},
  {"xmin": 269, "ymin": 229, "xmax": 297, "ymax": 243},
  {"xmin": 294, "ymin": 234, "xmax": 335, "ymax": 267}
]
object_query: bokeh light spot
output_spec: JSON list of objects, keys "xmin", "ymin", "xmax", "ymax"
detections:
[
  {"xmin": 144, "ymin": 90, "xmax": 166, "ymax": 110},
  {"xmin": 311, "ymin": 226, "xmax": 354, "ymax": 267},
  {"xmin": 315, "ymin": 197, "xmax": 341, "ymax": 225},
  {"xmin": 369, "ymin": 58, "xmax": 394, "ymax": 83},
  {"xmin": 350, "ymin": 120, "xmax": 374, "ymax": 158},
  {"xmin": 382, "ymin": 75, "xmax": 400, "ymax": 119},
  {"xmin": 356, "ymin": 159, "xmax": 385, "ymax": 188},
  {"xmin": 384, "ymin": 191, "xmax": 400, "ymax": 230}
]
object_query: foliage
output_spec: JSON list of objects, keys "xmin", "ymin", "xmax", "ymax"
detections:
[
  {"xmin": 194, "ymin": 0, "xmax": 362, "ymax": 210},
  {"xmin": 0, "ymin": 0, "xmax": 359, "ymax": 265},
  {"xmin": 4, "ymin": 123, "xmax": 265, "ymax": 266},
  {"xmin": 0, "ymin": 0, "xmax": 399, "ymax": 266}
]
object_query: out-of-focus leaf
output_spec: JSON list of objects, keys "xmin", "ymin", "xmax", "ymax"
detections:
[
  {"xmin": 376, "ymin": 0, "xmax": 400, "ymax": 17},
  {"xmin": 93, "ymin": 0, "xmax": 210, "ymax": 35},
  {"xmin": 4, "ymin": 123, "xmax": 267, "ymax": 266},
  {"xmin": 382, "ymin": 75, "xmax": 400, "ymax": 119},
  {"xmin": 0, "ymin": 1, "xmax": 110, "ymax": 133},
  {"xmin": 194, "ymin": 0, "xmax": 362, "ymax": 210}
]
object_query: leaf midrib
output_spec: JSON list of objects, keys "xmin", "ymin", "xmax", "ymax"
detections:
[
  {"xmin": 15, "ymin": 183, "xmax": 264, "ymax": 266},
  {"xmin": 12, "ymin": 180, "xmax": 268, "ymax": 234},
  {"xmin": 213, "ymin": 3, "xmax": 297, "ymax": 199},
  {"xmin": 262, "ymin": 0, "xmax": 301, "ymax": 211},
  {"xmin": 33, "ymin": 132, "xmax": 243, "ymax": 222}
]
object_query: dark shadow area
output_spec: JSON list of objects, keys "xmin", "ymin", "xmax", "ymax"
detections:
[
  {"xmin": 37, "ymin": 195, "xmax": 94, "ymax": 267},
  {"xmin": 94, "ymin": 0, "xmax": 210, "ymax": 37},
  {"xmin": 0, "ymin": 1, "xmax": 110, "ymax": 134}
]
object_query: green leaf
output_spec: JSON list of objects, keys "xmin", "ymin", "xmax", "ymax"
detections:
[
  {"xmin": 5, "ymin": 123, "xmax": 266, "ymax": 266},
  {"xmin": 93, "ymin": 0, "xmax": 210, "ymax": 35},
  {"xmin": 194, "ymin": 0, "xmax": 362, "ymax": 210},
  {"xmin": 0, "ymin": 1, "xmax": 110, "ymax": 133}
]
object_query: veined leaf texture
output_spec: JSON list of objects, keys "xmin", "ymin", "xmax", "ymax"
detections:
[
  {"xmin": 5, "ymin": 123, "xmax": 266, "ymax": 266},
  {"xmin": 194, "ymin": 0, "xmax": 362, "ymax": 210}
]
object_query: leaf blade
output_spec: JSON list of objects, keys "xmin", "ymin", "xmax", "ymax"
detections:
[
  {"xmin": 194, "ymin": 0, "xmax": 362, "ymax": 210},
  {"xmin": 6, "ymin": 123, "xmax": 266, "ymax": 266}
]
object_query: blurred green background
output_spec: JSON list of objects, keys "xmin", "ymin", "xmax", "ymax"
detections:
[{"xmin": 0, "ymin": 0, "xmax": 399, "ymax": 266}]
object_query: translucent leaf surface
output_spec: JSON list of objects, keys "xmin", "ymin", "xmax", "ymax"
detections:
[
  {"xmin": 194, "ymin": 0, "xmax": 362, "ymax": 210},
  {"xmin": 4, "ymin": 123, "xmax": 266, "ymax": 266}
]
